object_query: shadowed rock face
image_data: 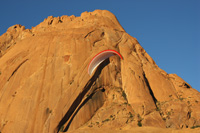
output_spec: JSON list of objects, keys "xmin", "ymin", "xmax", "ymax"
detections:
[{"xmin": 0, "ymin": 10, "xmax": 199, "ymax": 133}]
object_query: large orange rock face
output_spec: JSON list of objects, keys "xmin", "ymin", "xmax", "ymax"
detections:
[{"xmin": 0, "ymin": 10, "xmax": 199, "ymax": 133}]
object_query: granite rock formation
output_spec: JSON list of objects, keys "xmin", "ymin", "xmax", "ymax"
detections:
[{"xmin": 0, "ymin": 10, "xmax": 199, "ymax": 133}]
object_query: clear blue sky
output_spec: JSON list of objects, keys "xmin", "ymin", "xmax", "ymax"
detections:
[{"xmin": 0, "ymin": 0, "xmax": 199, "ymax": 91}]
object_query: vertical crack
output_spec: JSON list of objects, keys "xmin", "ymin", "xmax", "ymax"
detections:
[{"xmin": 143, "ymin": 72, "xmax": 157, "ymax": 105}]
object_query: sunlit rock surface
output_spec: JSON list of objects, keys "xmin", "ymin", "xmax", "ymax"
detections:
[{"xmin": 0, "ymin": 10, "xmax": 199, "ymax": 133}]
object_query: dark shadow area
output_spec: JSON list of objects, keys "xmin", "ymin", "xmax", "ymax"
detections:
[
  {"xmin": 143, "ymin": 73, "xmax": 157, "ymax": 104},
  {"xmin": 63, "ymin": 88, "xmax": 97, "ymax": 132},
  {"xmin": 56, "ymin": 58, "xmax": 110, "ymax": 133},
  {"xmin": 184, "ymin": 83, "xmax": 191, "ymax": 88}
]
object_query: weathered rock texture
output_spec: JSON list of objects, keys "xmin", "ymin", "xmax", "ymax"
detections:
[{"xmin": 0, "ymin": 10, "xmax": 199, "ymax": 133}]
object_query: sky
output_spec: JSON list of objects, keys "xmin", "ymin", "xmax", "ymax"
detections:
[{"xmin": 0, "ymin": 0, "xmax": 199, "ymax": 91}]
